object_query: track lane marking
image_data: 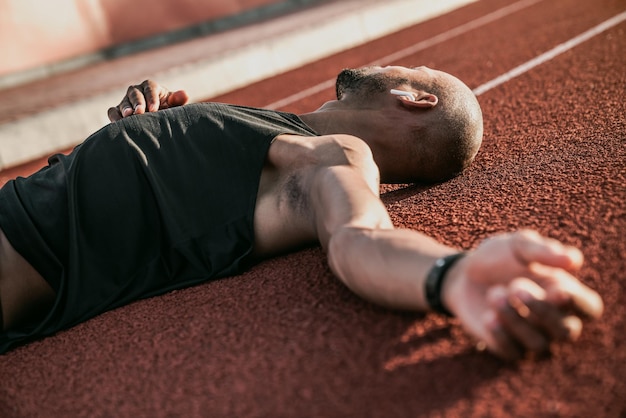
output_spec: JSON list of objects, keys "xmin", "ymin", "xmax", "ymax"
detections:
[
  {"xmin": 266, "ymin": 0, "xmax": 544, "ymax": 109},
  {"xmin": 473, "ymin": 10, "xmax": 626, "ymax": 96}
]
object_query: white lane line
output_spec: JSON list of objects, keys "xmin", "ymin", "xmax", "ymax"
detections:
[
  {"xmin": 473, "ymin": 10, "xmax": 626, "ymax": 96},
  {"xmin": 265, "ymin": 0, "xmax": 544, "ymax": 109},
  {"xmin": 372, "ymin": 0, "xmax": 544, "ymax": 64}
]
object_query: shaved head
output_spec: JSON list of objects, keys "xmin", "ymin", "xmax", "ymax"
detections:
[
  {"xmin": 408, "ymin": 71, "xmax": 483, "ymax": 182},
  {"xmin": 335, "ymin": 66, "xmax": 483, "ymax": 183}
]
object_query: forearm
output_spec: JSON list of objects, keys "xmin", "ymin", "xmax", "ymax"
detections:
[
  {"xmin": 313, "ymin": 164, "xmax": 460, "ymax": 312},
  {"xmin": 327, "ymin": 225, "xmax": 459, "ymax": 312}
]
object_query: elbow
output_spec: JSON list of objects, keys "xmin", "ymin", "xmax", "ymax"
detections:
[
  {"xmin": 327, "ymin": 226, "xmax": 393, "ymax": 309},
  {"xmin": 327, "ymin": 226, "xmax": 353, "ymax": 283},
  {"xmin": 327, "ymin": 225, "xmax": 370, "ymax": 289}
]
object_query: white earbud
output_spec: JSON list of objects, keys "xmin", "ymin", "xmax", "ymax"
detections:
[{"xmin": 390, "ymin": 89, "xmax": 415, "ymax": 101}]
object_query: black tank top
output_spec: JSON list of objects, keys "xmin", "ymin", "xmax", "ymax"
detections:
[{"xmin": 0, "ymin": 103, "xmax": 318, "ymax": 353}]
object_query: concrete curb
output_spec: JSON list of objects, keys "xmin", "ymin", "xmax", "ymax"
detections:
[{"xmin": 0, "ymin": 0, "xmax": 474, "ymax": 170}]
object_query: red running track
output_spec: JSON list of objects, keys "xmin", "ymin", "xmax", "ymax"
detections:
[{"xmin": 1, "ymin": 0, "xmax": 625, "ymax": 416}]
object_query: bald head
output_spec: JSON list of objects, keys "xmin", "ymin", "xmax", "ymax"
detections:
[
  {"xmin": 408, "ymin": 71, "xmax": 483, "ymax": 183},
  {"xmin": 334, "ymin": 66, "xmax": 483, "ymax": 183}
]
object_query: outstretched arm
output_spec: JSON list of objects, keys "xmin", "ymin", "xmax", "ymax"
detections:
[
  {"xmin": 312, "ymin": 165, "xmax": 453, "ymax": 312},
  {"xmin": 312, "ymin": 163, "xmax": 603, "ymax": 360}
]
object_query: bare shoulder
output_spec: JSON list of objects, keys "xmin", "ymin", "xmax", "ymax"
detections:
[
  {"xmin": 268, "ymin": 134, "xmax": 379, "ymax": 186},
  {"xmin": 327, "ymin": 134, "xmax": 379, "ymax": 191}
]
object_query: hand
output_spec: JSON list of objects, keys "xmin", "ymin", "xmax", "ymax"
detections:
[
  {"xmin": 107, "ymin": 80, "xmax": 189, "ymax": 122},
  {"xmin": 443, "ymin": 230, "xmax": 604, "ymax": 360}
]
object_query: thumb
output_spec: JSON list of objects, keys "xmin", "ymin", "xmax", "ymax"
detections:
[
  {"xmin": 511, "ymin": 230, "xmax": 583, "ymax": 271},
  {"xmin": 167, "ymin": 90, "xmax": 189, "ymax": 107}
]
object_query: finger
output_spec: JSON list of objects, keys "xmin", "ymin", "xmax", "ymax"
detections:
[
  {"xmin": 482, "ymin": 310, "xmax": 525, "ymax": 361},
  {"xmin": 126, "ymin": 85, "xmax": 146, "ymax": 115},
  {"xmin": 562, "ymin": 315, "xmax": 583, "ymax": 341},
  {"xmin": 509, "ymin": 280, "xmax": 589, "ymax": 342},
  {"xmin": 167, "ymin": 90, "xmax": 189, "ymax": 108},
  {"xmin": 113, "ymin": 94, "xmax": 135, "ymax": 119},
  {"xmin": 107, "ymin": 106, "xmax": 122, "ymax": 122},
  {"xmin": 529, "ymin": 263, "xmax": 604, "ymax": 319},
  {"xmin": 512, "ymin": 284, "xmax": 572, "ymax": 341},
  {"xmin": 140, "ymin": 80, "xmax": 163, "ymax": 112},
  {"xmin": 511, "ymin": 230, "xmax": 583, "ymax": 271},
  {"xmin": 488, "ymin": 285, "xmax": 550, "ymax": 354}
]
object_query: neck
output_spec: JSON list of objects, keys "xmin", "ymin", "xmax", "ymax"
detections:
[
  {"xmin": 298, "ymin": 100, "xmax": 380, "ymax": 138},
  {"xmin": 298, "ymin": 103, "xmax": 401, "ymax": 183},
  {"xmin": 298, "ymin": 112, "xmax": 344, "ymax": 136}
]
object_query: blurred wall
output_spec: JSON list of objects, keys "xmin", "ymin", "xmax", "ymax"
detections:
[{"xmin": 0, "ymin": 0, "xmax": 283, "ymax": 79}]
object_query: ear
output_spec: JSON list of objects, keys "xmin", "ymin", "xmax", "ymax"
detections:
[{"xmin": 396, "ymin": 91, "xmax": 438, "ymax": 109}]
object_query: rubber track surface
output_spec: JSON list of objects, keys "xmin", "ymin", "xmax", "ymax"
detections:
[{"xmin": 1, "ymin": 0, "xmax": 624, "ymax": 416}]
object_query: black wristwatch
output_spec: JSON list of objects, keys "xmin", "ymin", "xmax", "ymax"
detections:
[{"xmin": 424, "ymin": 252, "xmax": 466, "ymax": 316}]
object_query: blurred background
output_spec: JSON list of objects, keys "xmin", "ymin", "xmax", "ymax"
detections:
[{"xmin": 0, "ymin": 0, "xmax": 323, "ymax": 89}]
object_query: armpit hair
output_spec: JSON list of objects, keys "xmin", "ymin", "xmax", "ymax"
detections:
[{"xmin": 282, "ymin": 173, "xmax": 310, "ymax": 216}]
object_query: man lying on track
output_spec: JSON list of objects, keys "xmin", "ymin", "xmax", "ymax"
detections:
[{"xmin": 0, "ymin": 66, "xmax": 603, "ymax": 359}]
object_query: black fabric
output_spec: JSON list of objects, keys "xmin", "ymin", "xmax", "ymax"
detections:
[{"xmin": 0, "ymin": 103, "xmax": 317, "ymax": 353}]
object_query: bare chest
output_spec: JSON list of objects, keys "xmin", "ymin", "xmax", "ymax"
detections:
[{"xmin": 250, "ymin": 165, "xmax": 318, "ymax": 259}]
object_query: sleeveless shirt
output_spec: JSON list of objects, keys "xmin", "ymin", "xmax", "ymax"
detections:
[{"xmin": 0, "ymin": 103, "xmax": 318, "ymax": 353}]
